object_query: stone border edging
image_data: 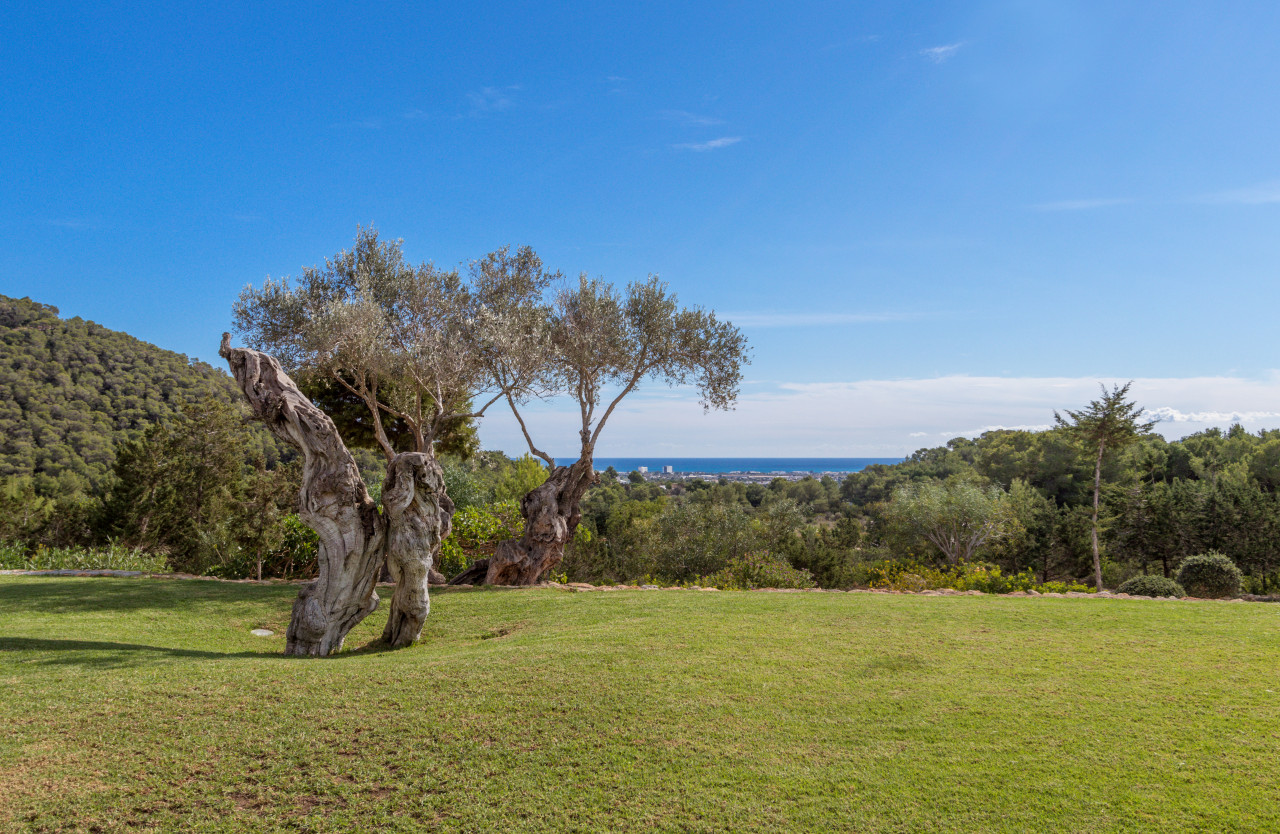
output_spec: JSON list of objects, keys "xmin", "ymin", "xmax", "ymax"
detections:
[{"xmin": 2, "ymin": 570, "xmax": 1274, "ymax": 603}]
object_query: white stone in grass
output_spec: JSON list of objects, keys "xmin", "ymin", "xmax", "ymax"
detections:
[{"xmin": 250, "ymin": 628, "xmax": 275, "ymax": 637}]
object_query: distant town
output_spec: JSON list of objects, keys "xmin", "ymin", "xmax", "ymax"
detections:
[{"xmin": 606, "ymin": 465, "xmax": 847, "ymax": 485}]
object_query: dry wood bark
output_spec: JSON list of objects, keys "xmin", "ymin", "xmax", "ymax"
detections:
[
  {"xmin": 380, "ymin": 452, "xmax": 454, "ymax": 647},
  {"xmin": 219, "ymin": 334, "xmax": 385, "ymax": 656},
  {"xmin": 451, "ymin": 459, "xmax": 597, "ymax": 586}
]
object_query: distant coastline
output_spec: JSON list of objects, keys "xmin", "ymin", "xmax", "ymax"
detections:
[{"xmin": 585, "ymin": 457, "xmax": 903, "ymax": 476}]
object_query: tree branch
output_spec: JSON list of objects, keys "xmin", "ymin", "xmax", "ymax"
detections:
[
  {"xmin": 331, "ymin": 370, "xmax": 395, "ymax": 461},
  {"xmin": 506, "ymin": 393, "xmax": 555, "ymax": 467}
]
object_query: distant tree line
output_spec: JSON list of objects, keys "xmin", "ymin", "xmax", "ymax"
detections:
[{"xmin": 6, "ymin": 291, "xmax": 1278, "ymax": 593}]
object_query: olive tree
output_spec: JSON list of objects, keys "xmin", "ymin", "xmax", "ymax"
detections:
[
  {"xmin": 225, "ymin": 229, "xmax": 552, "ymax": 654},
  {"xmin": 881, "ymin": 480, "xmax": 1017, "ymax": 565},
  {"xmin": 452, "ymin": 273, "xmax": 749, "ymax": 586}
]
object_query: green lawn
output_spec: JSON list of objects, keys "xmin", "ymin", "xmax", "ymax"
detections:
[{"xmin": 1, "ymin": 578, "xmax": 1278, "ymax": 833}]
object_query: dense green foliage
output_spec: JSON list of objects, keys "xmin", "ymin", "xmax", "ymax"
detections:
[
  {"xmin": 702, "ymin": 550, "xmax": 816, "ymax": 590},
  {"xmin": 1117, "ymin": 574, "xmax": 1185, "ymax": 598},
  {"xmin": 1175, "ymin": 551, "xmax": 1243, "ymax": 599},
  {"xmin": 0, "ymin": 541, "xmax": 168, "ymax": 572},
  {"xmin": 0, "ymin": 295, "xmax": 247, "ymax": 496},
  {"xmin": 555, "ymin": 422, "xmax": 1280, "ymax": 592},
  {"xmin": 436, "ymin": 501, "xmax": 525, "ymax": 578},
  {"xmin": 8, "ymin": 294, "xmax": 1280, "ymax": 592},
  {"xmin": 4, "ymin": 578, "xmax": 1279, "ymax": 832}
]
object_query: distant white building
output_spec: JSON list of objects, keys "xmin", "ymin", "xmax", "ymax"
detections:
[
  {"xmin": 662, "ymin": 465, "xmax": 674, "ymax": 474},
  {"xmin": 638, "ymin": 466, "xmax": 648, "ymax": 473}
]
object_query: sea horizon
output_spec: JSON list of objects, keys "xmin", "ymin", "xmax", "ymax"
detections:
[{"xmin": 578, "ymin": 457, "xmax": 904, "ymax": 475}]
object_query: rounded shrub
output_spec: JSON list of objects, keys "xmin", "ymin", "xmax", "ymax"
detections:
[
  {"xmin": 1175, "ymin": 551, "xmax": 1243, "ymax": 599},
  {"xmin": 703, "ymin": 551, "xmax": 815, "ymax": 590},
  {"xmin": 1116, "ymin": 574, "xmax": 1185, "ymax": 598}
]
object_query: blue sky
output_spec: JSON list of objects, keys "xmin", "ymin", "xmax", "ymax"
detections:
[{"xmin": 5, "ymin": 2, "xmax": 1280, "ymax": 456}]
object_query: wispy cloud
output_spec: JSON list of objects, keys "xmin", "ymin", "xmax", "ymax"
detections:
[
  {"xmin": 467, "ymin": 85, "xmax": 520, "ymax": 114},
  {"xmin": 659, "ymin": 109, "xmax": 725, "ymax": 126},
  {"xmin": 1199, "ymin": 180, "xmax": 1280, "ymax": 205},
  {"xmin": 920, "ymin": 42, "xmax": 965, "ymax": 63},
  {"xmin": 46, "ymin": 217, "xmax": 103, "ymax": 230},
  {"xmin": 1148, "ymin": 406, "xmax": 1280, "ymax": 423},
  {"xmin": 403, "ymin": 108, "xmax": 431, "ymax": 121},
  {"xmin": 1031, "ymin": 197, "xmax": 1133, "ymax": 211},
  {"xmin": 672, "ymin": 136, "xmax": 742, "ymax": 152},
  {"xmin": 476, "ymin": 373, "xmax": 1280, "ymax": 457},
  {"xmin": 723, "ymin": 311, "xmax": 922, "ymax": 327}
]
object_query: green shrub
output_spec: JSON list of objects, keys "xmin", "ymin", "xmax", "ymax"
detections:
[
  {"xmin": 861, "ymin": 557, "xmax": 1095, "ymax": 594},
  {"xmin": 949, "ymin": 563, "xmax": 1038, "ymax": 594},
  {"xmin": 702, "ymin": 551, "xmax": 816, "ymax": 590},
  {"xmin": 0, "ymin": 541, "xmax": 169, "ymax": 572},
  {"xmin": 1176, "ymin": 551, "xmax": 1242, "ymax": 599},
  {"xmin": 1037, "ymin": 580, "xmax": 1095, "ymax": 594},
  {"xmin": 1117, "ymin": 574, "xmax": 1185, "ymax": 598},
  {"xmin": 207, "ymin": 514, "xmax": 319, "ymax": 580},
  {"xmin": 438, "ymin": 501, "xmax": 525, "ymax": 578}
]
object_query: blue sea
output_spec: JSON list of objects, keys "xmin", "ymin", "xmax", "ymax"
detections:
[{"xmin": 587, "ymin": 457, "xmax": 903, "ymax": 475}]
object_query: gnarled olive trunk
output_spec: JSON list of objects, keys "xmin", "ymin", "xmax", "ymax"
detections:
[
  {"xmin": 219, "ymin": 334, "xmax": 385, "ymax": 656},
  {"xmin": 381, "ymin": 452, "xmax": 454, "ymax": 647},
  {"xmin": 452, "ymin": 458, "xmax": 597, "ymax": 586}
]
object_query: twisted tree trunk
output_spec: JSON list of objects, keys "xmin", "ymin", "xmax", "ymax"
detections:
[
  {"xmin": 219, "ymin": 334, "xmax": 385, "ymax": 656},
  {"xmin": 381, "ymin": 452, "xmax": 454, "ymax": 647},
  {"xmin": 452, "ymin": 458, "xmax": 598, "ymax": 586}
]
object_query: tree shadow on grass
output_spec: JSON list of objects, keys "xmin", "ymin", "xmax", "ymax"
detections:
[
  {"xmin": 0, "ymin": 636, "xmax": 406, "ymax": 669},
  {"xmin": 0, "ymin": 637, "xmax": 293, "ymax": 669},
  {"xmin": 0, "ymin": 577, "xmax": 296, "ymax": 616}
]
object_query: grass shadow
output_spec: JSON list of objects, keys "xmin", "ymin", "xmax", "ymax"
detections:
[
  {"xmin": 0, "ymin": 576, "xmax": 296, "ymax": 615},
  {"xmin": 0, "ymin": 635, "xmax": 417, "ymax": 668},
  {"xmin": 0, "ymin": 636, "xmax": 283, "ymax": 668}
]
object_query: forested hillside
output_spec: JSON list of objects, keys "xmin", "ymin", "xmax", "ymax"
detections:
[{"xmin": 0, "ymin": 295, "xmax": 240, "ymax": 495}]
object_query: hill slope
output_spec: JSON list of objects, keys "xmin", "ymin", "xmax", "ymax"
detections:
[{"xmin": 0, "ymin": 295, "xmax": 238, "ymax": 494}]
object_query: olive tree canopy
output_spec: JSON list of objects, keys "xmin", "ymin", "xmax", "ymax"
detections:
[
  {"xmin": 454, "ymin": 271, "xmax": 750, "ymax": 586},
  {"xmin": 233, "ymin": 228, "xmax": 555, "ymax": 461}
]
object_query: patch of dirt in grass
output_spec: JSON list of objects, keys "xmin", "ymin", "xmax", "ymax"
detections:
[{"xmin": 479, "ymin": 622, "xmax": 525, "ymax": 640}]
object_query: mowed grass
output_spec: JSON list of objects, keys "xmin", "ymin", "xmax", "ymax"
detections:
[{"xmin": 1, "ymin": 579, "xmax": 1278, "ymax": 833}]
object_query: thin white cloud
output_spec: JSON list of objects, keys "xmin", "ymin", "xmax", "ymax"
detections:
[
  {"xmin": 476, "ymin": 373, "xmax": 1280, "ymax": 457},
  {"xmin": 467, "ymin": 86, "xmax": 520, "ymax": 113},
  {"xmin": 403, "ymin": 108, "xmax": 431, "ymax": 121},
  {"xmin": 659, "ymin": 109, "xmax": 725, "ymax": 126},
  {"xmin": 724, "ymin": 311, "xmax": 921, "ymax": 327},
  {"xmin": 920, "ymin": 42, "xmax": 965, "ymax": 63},
  {"xmin": 672, "ymin": 136, "xmax": 742, "ymax": 152},
  {"xmin": 1200, "ymin": 180, "xmax": 1280, "ymax": 205},
  {"xmin": 1148, "ymin": 407, "xmax": 1280, "ymax": 423},
  {"xmin": 1032, "ymin": 198, "xmax": 1133, "ymax": 211}
]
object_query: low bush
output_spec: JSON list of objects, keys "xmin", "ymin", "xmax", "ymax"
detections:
[
  {"xmin": 206, "ymin": 514, "xmax": 319, "ymax": 580},
  {"xmin": 1037, "ymin": 580, "xmax": 1095, "ymax": 594},
  {"xmin": 863, "ymin": 558, "xmax": 1095, "ymax": 594},
  {"xmin": 1117, "ymin": 574, "xmax": 1185, "ymax": 598},
  {"xmin": 438, "ymin": 501, "xmax": 525, "ymax": 578},
  {"xmin": 0, "ymin": 541, "xmax": 169, "ymax": 572},
  {"xmin": 1176, "ymin": 551, "xmax": 1242, "ymax": 599},
  {"xmin": 702, "ymin": 551, "xmax": 816, "ymax": 590}
]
